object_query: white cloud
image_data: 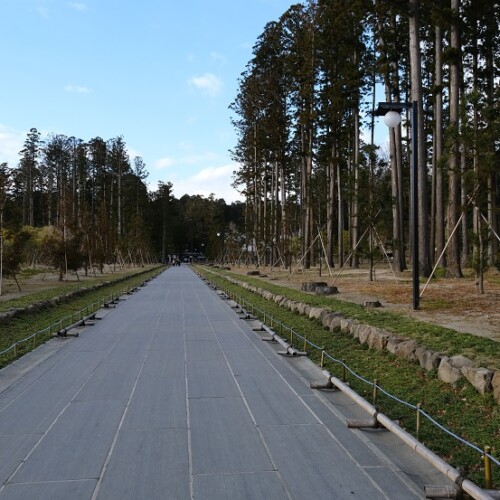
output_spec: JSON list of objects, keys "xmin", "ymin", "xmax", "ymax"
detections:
[
  {"xmin": 188, "ymin": 73, "xmax": 223, "ymax": 97},
  {"xmin": 178, "ymin": 141, "xmax": 194, "ymax": 152},
  {"xmin": 172, "ymin": 164, "xmax": 243, "ymax": 203},
  {"xmin": 36, "ymin": 7, "xmax": 49, "ymax": 19},
  {"xmin": 210, "ymin": 51, "xmax": 227, "ymax": 65},
  {"xmin": 0, "ymin": 125, "xmax": 25, "ymax": 166},
  {"xmin": 67, "ymin": 2, "xmax": 88, "ymax": 11},
  {"xmin": 64, "ymin": 84, "xmax": 92, "ymax": 93},
  {"xmin": 191, "ymin": 164, "xmax": 233, "ymax": 182},
  {"xmin": 126, "ymin": 146, "xmax": 142, "ymax": 160},
  {"xmin": 153, "ymin": 156, "xmax": 176, "ymax": 170},
  {"xmin": 164, "ymin": 144, "xmax": 219, "ymax": 165},
  {"xmin": 183, "ymin": 152, "xmax": 219, "ymax": 165}
]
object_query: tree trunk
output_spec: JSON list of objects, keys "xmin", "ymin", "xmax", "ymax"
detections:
[
  {"xmin": 327, "ymin": 145, "xmax": 335, "ymax": 268},
  {"xmin": 445, "ymin": 0, "xmax": 463, "ymax": 278},
  {"xmin": 273, "ymin": 160, "xmax": 280, "ymax": 266},
  {"xmin": 388, "ymin": 14, "xmax": 406, "ymax": 272},
  {"xmin": 409, "ymin": 0, "xmax": 432, "ymax": 277},
  {"xmin": 351, "ymin": 146, "xmax": 359, "ymax": 269},
  {"xmin": 434, "ymin": 24, "xmax": 445, "ymax": 268},
  {"xmin": 301, "ymin": 125, "xmax": 313, "ymax": 269},
  {"xmin": 280, "ymin": 158, "xmax": 288, "ymax": 268},
  {"xmin": 460, "ymin": 141, "xmax": 469, "ymax": 267},
  {"xmin": 337, "ymin": 161, "xmax": 343, "ymax": 267}
]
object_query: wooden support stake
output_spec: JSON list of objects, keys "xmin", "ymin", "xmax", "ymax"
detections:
[
  {"xmin": 372, "ymin": 379, "xmax": 378, "ymax": 406},
  {"xmin": 416, "ymin": 403, "xmax": 422, "ymax": 441},
  {"xmin": 484, "ymin": 446, "xmax": 492, "ymax": 490}
]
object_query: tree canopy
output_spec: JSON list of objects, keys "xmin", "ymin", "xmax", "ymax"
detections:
[{"xmin": 230, "ymin": 0, "xmax": 499, "ymax": 281}]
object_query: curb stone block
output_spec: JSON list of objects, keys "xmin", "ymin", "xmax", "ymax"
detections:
[
  {"xmin": 350, "ymin": 322, "xmax": 362, "ymax": 339},
  {"xmin": 462, "ymin": 367, "xmax": 494, "ymax": 395},
  {"xmin": 297, "ymin": 302, "xmax": 308, "ymax": 315},
  {"xmin": 415, "ymin": 347, "xmax": 443, "ymax": 371},
  {"xmin": 321, "ymin": 312, "xmax": 339, "ymax": 330},
  {"xmin": 321, "ymin": 312, "xmax": 334, "ymax": 329},
  {"xmin": 367, "ymin": 328, "xmax": 389, "ymax": 351},
  {"xmin": 358, "ymin": 325, "xmax": 373, "ymax": 345},
  {"xmin": 394, "ymin": 339, "xmax": 420, "ymax": 361},
  {"xmin": 329, "ymin": 316, "xmax": 342, "ymax": 332},
  {"xmin": 308, "ymin": 307, "xmax": 325, "ymax": 321},
  {"xmin": 438, "ymin": 357, "xmax": 463, "ymax": 384},
  {"xmin": 450, "ymin": 355, "xmax": 475, "ymax": 371},
  {"xmin": 386, "ymin": 336, "xmax": 404, "ymax": 355},
  {"xmin": 340, "ymin": 318, "xmax": 353, "ymax": 333}
]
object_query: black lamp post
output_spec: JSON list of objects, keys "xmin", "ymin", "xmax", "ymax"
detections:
[{"xmin": 375, "ymin": 101, "xmax": 419, "ymax": 310}]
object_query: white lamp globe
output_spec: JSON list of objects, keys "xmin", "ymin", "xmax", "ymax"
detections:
[{"xmin": 383, "ymin": 110, "xmax": 402, "ymax": 128}]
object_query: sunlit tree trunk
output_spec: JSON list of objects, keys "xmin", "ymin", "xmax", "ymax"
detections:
[{"xmin": 445, "ymin": 0, "xmax": 463, "ymax": 278}]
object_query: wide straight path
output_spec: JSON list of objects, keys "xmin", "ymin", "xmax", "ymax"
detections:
[{"xmin": 0, "ymin": 266, "xmax": 447, "ymax": 499}]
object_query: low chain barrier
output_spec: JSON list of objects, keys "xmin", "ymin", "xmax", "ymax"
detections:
[{"xmin": 203, "ymin": 275, "xmax": 499, "ymax": 492}]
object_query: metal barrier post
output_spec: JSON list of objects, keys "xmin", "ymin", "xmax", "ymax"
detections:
[
  {"xmin": 303, "ymin": 335, "xmax": 307, "ymax": 353},
  {"xmin": 14, "ymin": 342, "xmax": 18, "ymax": 358},
  {"xmin": 320, "ymin": 350, "xmax": 325, "ymax": 368},
  {"xmin": 342, "ymin": 362, "xmax": 347, "ymax": 383}
]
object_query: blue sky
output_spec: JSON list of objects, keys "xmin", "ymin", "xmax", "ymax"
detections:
[{"xmin": 0, "ymin": 0, "xmax": 295, "ymax": 202}]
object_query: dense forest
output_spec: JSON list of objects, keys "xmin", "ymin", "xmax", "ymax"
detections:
[
  {"xmin": 230, "ymin": 0, "xmax": 499, "ymax": 284},
  {"xmin": 0, "ymin": 131, "xmax": 244, "ymax": 279}
]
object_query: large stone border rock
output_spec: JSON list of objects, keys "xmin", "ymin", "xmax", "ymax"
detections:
[{"xmin": 222, "ymin": 274, "xmax": 499, "ymax": 404}]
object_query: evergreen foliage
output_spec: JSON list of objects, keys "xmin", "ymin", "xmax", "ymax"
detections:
[{"xmin": 230, "ymin": 0, "xmax": 500, "ymax": 278}]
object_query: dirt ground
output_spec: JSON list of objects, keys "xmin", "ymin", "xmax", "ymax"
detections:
[{"xmin": 229, "ymin": 264, "xmax": 500, "ymax": 342}]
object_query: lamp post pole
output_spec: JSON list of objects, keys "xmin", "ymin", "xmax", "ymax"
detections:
[{"xmin": 375, "ymin": 101, "xmax": 419, "ymax": 310}]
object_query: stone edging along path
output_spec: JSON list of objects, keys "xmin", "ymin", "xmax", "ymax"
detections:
[{"xmin": 221, "ymin": 274, "xmax": 500, "ymax": 405}]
